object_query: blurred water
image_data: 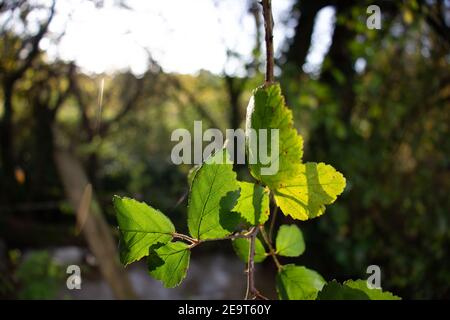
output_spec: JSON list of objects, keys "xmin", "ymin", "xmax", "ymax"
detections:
[{"xmin": 53, "ymin": 247, "xmax": 276, "ymax": 300}]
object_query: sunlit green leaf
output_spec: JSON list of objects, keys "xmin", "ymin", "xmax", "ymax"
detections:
[
  {"xmin": 276, "ymin": 264, "xmax": 326, "ymax": 300},
  {"xmin": 187, "ymin": 148, "xmax": 240, "ymax": 240},
  {"xmin": 275, "ymin": 224, "xmax": 305, "ymax": 257},
  {"xmin": 148, "ymin": 241, "xmax": 190, "ymax": 288},
  {"xmin": 317, "ymin": 279, "xmax": 401, "ymax": 300},
  {"xmin": 232, "ymin": 181, "xmax": 270, "ymax": 225},
  {"xmin": 317, "ymin": 280, "xmax": 370, "ymax": 300},
  {"xmin": 344, "ymin": 279, "xmax": 401, "ymax": 300},
  {"xmin": 245, "ymin": 84, "xmax": 346, "ymax": 221},
  {"xmin": 246, "ymin": 83, "xmax": 303, "ymax": 187},
  {"xmin": 113, "ymin": 196, "xmax": 175, "ymax": 266},
  {"xmin": 274, "ymin": 162, "xmax": 346, "ymax": 220},
  {"xmin": 187, "ymin": 164, "xmax": 200, "ymax": 187}
]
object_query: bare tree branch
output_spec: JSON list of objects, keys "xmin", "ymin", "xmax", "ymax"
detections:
[
  {"xmin": 10, "ymin": 0, "xmax": 56, "ymax": 82},
  {"xmin": 99, "ymin": 76, "xmax": 145, "ymax": 136}
]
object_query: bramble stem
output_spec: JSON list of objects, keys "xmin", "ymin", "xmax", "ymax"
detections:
[
  {"xmin": 268, "ymin": 204, "xmax": 278, "ymax": 242},
  {"xmin": 199, "ymin": 229, "xmax": 256, "ymax": 242},
  {"xmin": 173, "ymin": 228, "xmax": 259, "ymax": 249},
  {"xmin": 172, "ymin": 232, "xmax": 198, "ymax": 245},
  {"xmin": 175, "ymin": 226, "xmax": 268, "ymax": 299},
  {"xmin": 262, "ymin": 0, "xmax": 274, "ymax": 85},
  {"xmin": 260, "ymin": 225, "xmax": 282, "ymax": 271},
  {"xmin": 245, "ymin": 226, "xmax": 259, "ymax": 299}
]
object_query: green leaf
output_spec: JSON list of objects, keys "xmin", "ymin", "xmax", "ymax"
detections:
[
  {"xmin": 273, "ymin": 162, "xmax": 346, "ymax": 220},
  {"xmin": 245, "ymin": 84, "xmax": 346, "ymax": 221},
  {"xmin": 317, "ymin": 280, "xmax": 401, "ymax": 300},
  {"xmin": 317, "ymin": 280, "xmax": 370, "ymax": 300},
  {"xmin": 232, "ymin": 237, "xmax": 267, "ymax": 263},
  {"xmin": 344, "ymin": 280, "xmax": 401, "ymax": 300},
  {"xmin": 113, "ymin": 196, "xmax": 175, "ymax": 266},
  {"xmin": 147, "ymin": 241, "xmax": 190, "ymax": 288},
  {"xmin": 276, "ymin": 264, "xmax": 326, "ymax": 300},
  {"xmin": 187, "ymin": 148, "xmax": 240, "ymax": 240},
  {"xmin": 187, "ymin": 164, "xmax": 200, "ymax": 187},
  {"xmin": 275, "ymin": 224, "xmax": 305, "ymax": 257},
  {"xmin": 232, "ymin": 181, "xmax": 270, "ymax": 225},
  {"xmin": 246, "ymin": 83, "xmax": 304, "ymax": 187}
]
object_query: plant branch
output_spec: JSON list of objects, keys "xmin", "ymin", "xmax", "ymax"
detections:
[
  {"xmin": 172, "ymin": 232, "xmax": 198, "ymax": 245},
  {"xmin": 260, "ymin": 225, "xmax": 282, "ymax": 271},
  {"xmin": 172, "ymin": 226, "xmax": 269, "ymax": 299},
  {"xmin": 11, "ymin": 0, "xmax": 56, "ymax": 83},
  {"xmin": 245, "ymin": 226, "xmax": 259, "ymax": 299},
  {"xmin": 172, "ymin": 227, "xmax": 258, "ymax": 248},
  {"xmin": 268, "ymin": 204, "xmax": 278, "ymax": 243},
  {"xmin": 262, "ymin": 0, "xmax": 274, "ymax": 85}
]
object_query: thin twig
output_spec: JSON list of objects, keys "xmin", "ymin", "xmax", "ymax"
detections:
[
  {"xmin": 172, "ymin": 232, "xmax": 198, "ymax": 245},
  {"xmin": 245, "ymin": 226, "xmax": 259, "ymax": 299},
  {"xmin": 268, "ymin": 205, "xmax": 278, "ymax": 243},
  {"xmin": 260, "ymin": 225, "xmax": 282, "ymax": 271},
  {"xmin": 254, "ymin": 290, "xmax": 269, "ymax": 300},
  {"xmin": 262, "ymin": 0, "xmax": 274, "ymax": 85},
  {"xmin": 172, "ymin": 228, "xmax": 256, "ymax": 248},
  {"xmin": 198, "ymin": 229, "xmax": 255, "ymax": 243}
]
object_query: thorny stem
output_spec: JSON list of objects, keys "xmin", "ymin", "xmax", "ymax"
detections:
[
  {"xmin": 245, "ymin": 226, "xmax": 262, "ymax": 300},
  {"xmin": 174, "ymin": 226, "xmax": 268, "ymax": 299},
  {"xmin": 200, "ymin": 228, "xmax": 256, "ymax": 242},
  {"xmin": 240, "ymin": 0, "xmax": 278, "ymax": 299},
  {"xmin": 262, "ymin": 0, "xmax": 274, "ymax": 85},
  {"xmin": 172, "ymin": 228, "xmax": 259, "ymax": 249},
  {"xmin": 268, "ymin": 204, "xmax": 278, "ymax": 243},
  {"xmin": 173, "ymin": 0, "xmax": 278, "ymax": 299},
  {"xmin": 173, "ymin": 0, "xmax": 277, "ymax": 299},
  {"xmin": 260, "ymin": 225, "xmax": 282, "ymax": 271},
  {"xmin": 172, "ymin": 232, "xmax": 198, "ymax": 245}
]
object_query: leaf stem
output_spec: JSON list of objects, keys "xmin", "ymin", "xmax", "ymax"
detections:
[
  {"xmin": 259, "ymin": 225, "xmax": 282, "ymax": 271},
  {"xmin": 198, "ymin": 229, "xmax": 256, "ymax": 242},
  {"xmin": 173, "ymin": 228, "xmax": 258, "ymax": 249},
  {"xmin": 268, "ymin": 204, "xmax": 278, "ymax": 243},
  {"xmin": 172, "ymin": 232, "xmax": 198, "ymax": 245},
  {"xmin": 262, "ymin": 0, "xmax": 274, "ymax": 85},
  {"xmin": 174, "ymin": 226, "xmax": 270, "ymax": 298}
]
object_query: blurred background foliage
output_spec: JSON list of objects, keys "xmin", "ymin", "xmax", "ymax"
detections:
[{"xmin": 0, "ymin": 0, "xmax": 449, "ymax": 299}]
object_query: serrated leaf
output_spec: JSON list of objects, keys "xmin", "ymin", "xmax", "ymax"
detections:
[
  {"xmin": 232, "ymin": 237, "xmax": 267, "ymax": 263},
  {"xmin": 245, "ymin": 84, "xmax": 346, "ymax": 221},
  {"xmin": 276, "ymin": 264, "xmax": 326, "ymax": 300},
  {"xmin": 344, "ymin": 279, "xmax": 401, "ymax": 300},
  {"xmin": 187, "ymin": 164, "xmax": 200, "ymax": 187},
  {"xmin": 187, "ymin": 148, "xmax": 240, "ymax": 240},
  {"xmin": 273, "ymin": 162, "xmax": 346, "ymax": 220},
  {"xmin": 232, "ymin": 181, "xmax": 270, "ymax": 225},
  {"xmin": 147, "ymin": 241, "xmax": 190, "ymax": 288},
  {"xmin": 246, "ymin": 83, "xmax": 303, "ymax": 187},
  {"xmin": 275, "ymin": 224, "xmax": 305, "ymax": 257},
  {"xmin": 317, "ymin": 280, "xmax": 370, "ymax": 300},
  {"xmin": 113, "ymin": 196, "xmax": 175, "ymax": 266}
]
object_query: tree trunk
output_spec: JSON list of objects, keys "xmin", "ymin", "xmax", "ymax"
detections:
[
  {"xmin": 225, "ymin": 75, "xmax": 242, "ymax": 130},
  {"xmin": 31, "ymin": 102, "xmax": 59, "ymax": 200},
  {"xmin": 87, "ymin": 152, "xmax": 99, "ymax": 189},
  {"xmin": 1, "ymin": 80, "xmax": 16, "ymax": 200},
  {"xmin": 54, "ymin": 148, "xmax": 137, "ymax": 299},
  {"xmin": 286, "ymin": 0, "xmax": 329, "ymax": 74},
  {"xmin": 320, "ymin": 1, "xmax": 356, "ymax": 123}
]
